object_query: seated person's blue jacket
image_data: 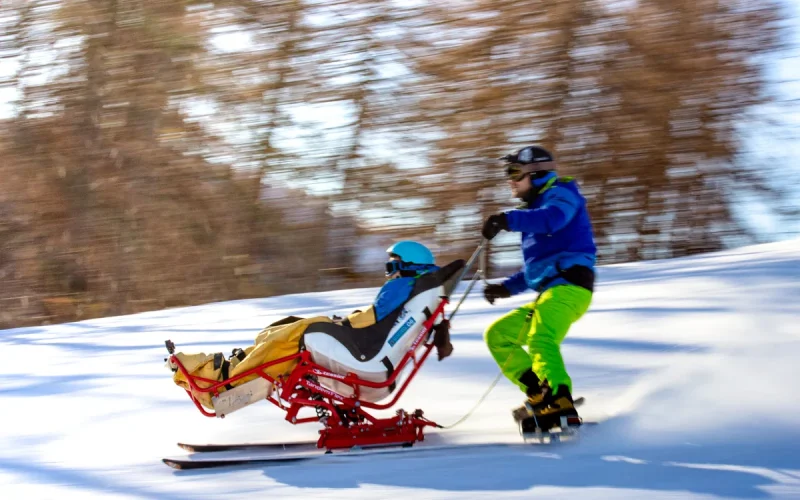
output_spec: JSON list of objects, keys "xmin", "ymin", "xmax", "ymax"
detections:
[
  {"xmin": 344, "ymin": 272, "xmax": 438, "ymax": 328},
  {"xmin": 501, "ymin": 172, "xmax": 597, "ymax": 295}
]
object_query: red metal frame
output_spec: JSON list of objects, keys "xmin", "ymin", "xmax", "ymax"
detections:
[{"xmin": 170, "ymin": 298, "xmax": 450, "ymax": 450}]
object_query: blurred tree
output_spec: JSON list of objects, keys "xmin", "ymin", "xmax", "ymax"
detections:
[
  {"xmin": 385, "ymin": 0, "xmax": 788, "ymax": 266},
  {"xmin": 0, "ymin": 0, "xmax": 306, "ymax": 324},
  {"xmin": 0, "ymin": 0, "xmax": 794, "ymax": 327}
]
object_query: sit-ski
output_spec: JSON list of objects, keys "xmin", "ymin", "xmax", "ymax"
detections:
[{"xmin": 163, "ymin": 243, "xmax": 489, "ymax": 468}]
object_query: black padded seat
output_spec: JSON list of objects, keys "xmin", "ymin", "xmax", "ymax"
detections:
[{"xmin": 302, "ymin": 259, "xmax": 466, "ymax": 362}]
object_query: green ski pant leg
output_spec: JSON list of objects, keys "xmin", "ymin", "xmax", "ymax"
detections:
[
  {"xmin": 483, "ymin": 305, "xmax": 537, "ymax": 392},
  {"xmin": 529, "ymin": 285, "xmax": 592, "ymax": 393},
  {"xmin": 483, "ymin": 285, "xmax": 592, "ymax": 394}
]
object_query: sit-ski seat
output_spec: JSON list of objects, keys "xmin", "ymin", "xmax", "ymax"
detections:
[{"xmin": 302, "ymin": 259, "xmax": 465, "ymax": 402}]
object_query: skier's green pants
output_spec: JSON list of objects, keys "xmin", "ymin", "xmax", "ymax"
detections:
[{"xmin": 483, "ymin": 285, "xmax": 592, "ymax": 394}]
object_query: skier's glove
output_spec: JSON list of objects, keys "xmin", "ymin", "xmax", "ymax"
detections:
[
  {"xmin": 483, "ymin": 283, "xmax": 511, "ymax": 305},
  {"xmin": 481, "ymin": 213, "xmax": 509, "ymax": 241},
  {"xmin": 432, "ymin": 319, "xmax": 453, "ymax": 361}
]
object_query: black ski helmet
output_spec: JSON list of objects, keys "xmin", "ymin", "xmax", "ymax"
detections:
[{"xmin": 500, "ymin": 146, "xmax": 555, "ymax": 181}]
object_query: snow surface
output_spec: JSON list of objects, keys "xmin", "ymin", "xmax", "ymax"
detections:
[{"xmin": 2, "ymin": 239, "xmax": 800, "ymax": 499}]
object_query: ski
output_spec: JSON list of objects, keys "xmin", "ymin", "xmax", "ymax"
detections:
[
  {"xmin": 177, "ymin": 440, "xmax": 319, "ymax": 453},
  {"xmin": 519, "ymin": 417, "xmax": 599, "ymax": 444},
  {"xmin": 167, "ymin": 398, "xmax": 595, "ymax": 469},
  {"xmin": 164, "ymin": 453, "xmax": 318, "ymax": 470},
  {"xmin": 163, "ymin": 441, "xmax": 524, "ymax": 470}
]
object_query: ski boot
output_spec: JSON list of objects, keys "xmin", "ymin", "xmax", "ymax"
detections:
[
  {"xmin": 511, "ymin": 371, "xmax": 549, "ymax": 422},
  {"xmin": 519, "ymin": 384, "xmax": 581, "ymax": 435}
]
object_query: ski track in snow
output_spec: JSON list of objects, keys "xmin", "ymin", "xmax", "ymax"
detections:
[{"xmin": 1, "ymin": 239, "xmax": 800, "ymax": 499}]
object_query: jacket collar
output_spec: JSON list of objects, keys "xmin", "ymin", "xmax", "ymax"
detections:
[{"xmin": 520, "ymin": 171, "xmax": 558, "ymax": 207}]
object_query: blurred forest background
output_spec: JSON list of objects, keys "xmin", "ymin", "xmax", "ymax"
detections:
[{"xmin": 0, "ymin": 0, "xmax": 798, "ymax": 328}]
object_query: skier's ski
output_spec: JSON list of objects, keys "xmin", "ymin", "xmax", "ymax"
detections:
[
  {"xmin": 519, "ymin": 419, "xmax": 599, "ymax": 443},
  {"xmin": 163, "ymin": 441, "xmax": 524, "ymax": 470},
  {"xmin": 164, "ymin": 454, "xmax": 317, "ymax": 470},
  {"xmin": 177, "ymin": 440, "xmax": 319, "ymax": 453}
]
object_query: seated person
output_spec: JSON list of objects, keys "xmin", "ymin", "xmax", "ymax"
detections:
[{"xmin": 168, "ymin": 240, "xmax": 454, "ymax": 409}]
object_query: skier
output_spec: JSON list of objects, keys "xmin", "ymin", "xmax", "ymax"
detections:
[
  {"xmin": 340, "ymin": 240, "xmax": 454, "ymax": 361},
  {"xmin": 480, "ymin": 146, "xmax": 596, "ymax": 429}
]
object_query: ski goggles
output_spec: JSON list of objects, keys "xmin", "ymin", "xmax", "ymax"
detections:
[
  {"xmin": 505, "ymin": 164, "xmax": 554, "ymax": 182},
  {"xmin": 385, "ymin": 260, "xmax": 438, "ymax": 277},
  {"xmin": 506, "ymin": 164, "xmax": 531, "ymax": 182}
]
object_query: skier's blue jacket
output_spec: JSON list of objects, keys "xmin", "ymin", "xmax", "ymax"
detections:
[
  {"xmin": 344, "ymin": 269, "xmax": 439, "ymax": 328},
  {"xmin": 502, "ymin": 171, "xmax": 597, "ymax": 295},
  {"xmin": 373, "ymin": 277, "xmax": 417, "ymax": 320}
]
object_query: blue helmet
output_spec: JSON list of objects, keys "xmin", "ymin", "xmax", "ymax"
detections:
[{"xmin": 386, "ymin": 241, "xmax": 435, "ymax": 265}]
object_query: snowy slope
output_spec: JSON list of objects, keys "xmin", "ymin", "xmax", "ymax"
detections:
[{"xmin": 1, "ymin": 239, "xmax": 800, "ymax": 499}]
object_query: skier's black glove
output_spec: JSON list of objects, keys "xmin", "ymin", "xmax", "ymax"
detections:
[
  {"xmin": 481, "ymin": 213, "xmax": 509, "ymax": 241},
  {"xmin": 432, "ymin": 319, "xmax": 453, "ymax": 361},
  {"xmin": 483, "ymin": 283, "xmax": 511, "ymax": 305}
]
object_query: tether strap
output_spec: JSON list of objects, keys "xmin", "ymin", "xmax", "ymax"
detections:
[
  {"xmin": 213, "ymin": 352, "xmax": 234, "ymax": 390},
  {"xmin": 381, "ymin": 357, "xmax": 396, "ymax": 392},
  {"xmin": 220, "ymin": 360, "xmax": 233, "ymax": 390}
]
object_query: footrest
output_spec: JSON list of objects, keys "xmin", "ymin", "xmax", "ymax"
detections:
[{"xmin": 211, "ymin": 377, "xmax": 274, "ymax": 418}]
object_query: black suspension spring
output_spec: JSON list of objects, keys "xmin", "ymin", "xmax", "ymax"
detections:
[{"xmin": 309, "ymin": 393, "xmax": 330, "ymax": 420}]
